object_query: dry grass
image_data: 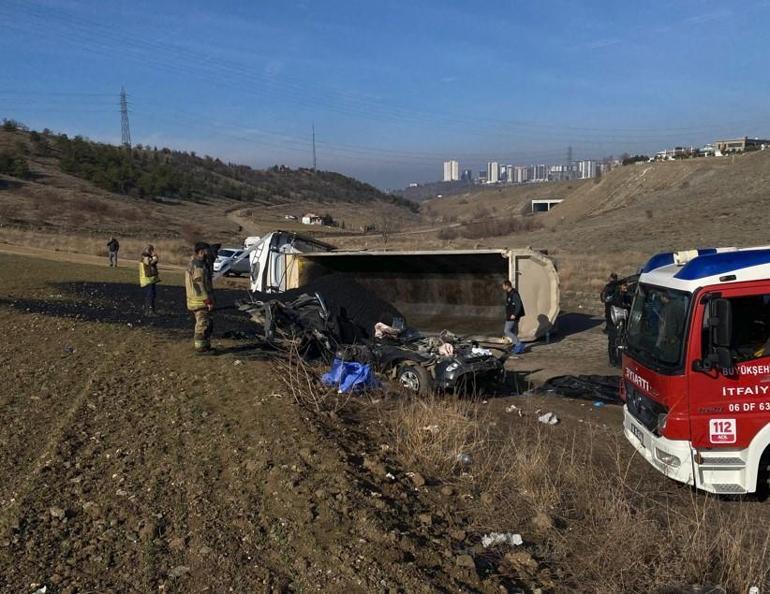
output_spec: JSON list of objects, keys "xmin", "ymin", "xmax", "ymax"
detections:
[
  {"xmin": 273, "ymin": 344, "xmax": 355, "ymax": 414},
  {"xmin": 0, "ymin": 227, "xmax": 192, "ymax": 265},
  {"xmin": 384, "ymin": 397, "xmax": 770, "ymax": 593},
  {"xmin": 554, "ymin": 250, "xmax": 647, "ymax": 311}
]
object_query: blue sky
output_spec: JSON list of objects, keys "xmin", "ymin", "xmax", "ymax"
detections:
[{"xmin": 2, "ymin": 0, "xmax": 770, "ymax": 189}]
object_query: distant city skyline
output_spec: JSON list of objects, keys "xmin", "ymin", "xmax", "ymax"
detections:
[{"xmin": 2, "ymin": 0, "xmax": 770, "ymax": 189}]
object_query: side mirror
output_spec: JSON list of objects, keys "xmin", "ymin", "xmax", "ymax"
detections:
[
  {"xmin": 695, "ymin": 297, "xmax": 734, "ymax": 373},
  {"xmin": 710, "ymin": 298, "xmax": 732, "ymax": 348}
]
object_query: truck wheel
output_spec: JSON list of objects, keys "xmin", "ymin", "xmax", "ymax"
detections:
[{"xmin": 397, "ymin": 363, "xmax": 432, "ymax": 395}]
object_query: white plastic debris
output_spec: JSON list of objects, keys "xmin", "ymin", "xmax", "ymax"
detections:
[
  {"xmin": 422, "ymin": 424, "xmax": 439, "ymax": 434},
  {"xmin": 481, "ymin": 532, "xmax": 523, "ymax": 548},
  {"xmin": 32, "ymin": 587, "xmax": 47, "ymax": 594},
  {"xmin": 233, "ymin": 359, "xmax": 243, "ymax": 366},
  {"xmin": 538, "ymin": 412, "xmax": 559, "ymax": 425},
  {"xmin": 471, "ymin": 347, "xmax": 492, "ymax": 356},
  {"xmin": 505, "ymin": 404, "xmax": 523, "ymax": 417},
  {"xmin": 385, "ymin": 472, "xmax": 396, "ymax": 481},
  {"xmin": 456, "ymin": 452, "xmax": 472, "ymax": 465}
]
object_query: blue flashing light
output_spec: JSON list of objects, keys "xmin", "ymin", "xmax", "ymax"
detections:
[
  {"xmin": 674, "ymin": 249, "xmax": 770, "ymax": 280},
  {"xmin": 641, "ymin": 252, "xmax": 674, "ymax": 273}
]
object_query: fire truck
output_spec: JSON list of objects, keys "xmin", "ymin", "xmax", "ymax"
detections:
[{"xmin": 622, "ymin": 247, "xmax": 770, "ymax": 494}]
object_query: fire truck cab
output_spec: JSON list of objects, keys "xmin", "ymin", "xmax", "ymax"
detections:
[{"xmin": 622, "ymin": 246, "xmax": 770, "ymax": 494}]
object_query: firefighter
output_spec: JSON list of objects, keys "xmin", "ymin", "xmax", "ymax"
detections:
[
  {"xmin": 185, "ymin": 242, "xmax": 215, "ymax": 353},
  {"xmin": 502, "ymin": 279, "xmax": 526, "ymax": 354},
  {"xmin": 600, "ymin": 272, "xmax": 619, "ymax": 332},
  {"xmin": 138, "ymin": 244, "xmax": 160, "ymax": 316}
]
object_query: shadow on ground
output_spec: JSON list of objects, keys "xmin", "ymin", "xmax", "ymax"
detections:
[
  {"xmin": 553, "ymin": 312, "xmax": 602, "ymax": 338},
  {"xmin": 0, "ymin": 281, "xmax": 265, "ymax": 354}
]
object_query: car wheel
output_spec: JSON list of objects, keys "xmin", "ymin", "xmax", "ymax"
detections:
[{"xmin": 397, "ymin": 363, "xmax": 432, "ymax": 395}]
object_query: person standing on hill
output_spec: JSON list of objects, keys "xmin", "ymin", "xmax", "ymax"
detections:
[
  {"xmin": 502, "ymin": 279, "xmax": 526, "ymax": 354},
  {"xmin": 185, "ymin": 242, "xmax": 216, "ymax": 354},
  {"xmin": 107, "ymin": 236, "xmax": 120, "ymax": 267},
  {"xmin": 138, "ymin": 244, "xmax": 160, "ymax": 316}
]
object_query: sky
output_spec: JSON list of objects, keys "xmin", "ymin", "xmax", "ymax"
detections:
[{"xmin": 2, "ymin": 0, "xmax": 770, "ymax": 189}]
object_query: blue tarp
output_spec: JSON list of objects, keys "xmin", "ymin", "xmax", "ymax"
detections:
[{"xmin": 321, "ymin": 358, "xmax": 380, "ymax": 393}]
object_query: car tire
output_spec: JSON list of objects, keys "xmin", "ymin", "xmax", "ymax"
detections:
[{"xmin": 397, "ymin": 363, "xmax": 432, "ymax": 395}]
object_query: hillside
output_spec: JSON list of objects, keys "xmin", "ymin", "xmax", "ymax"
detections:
[
  {"xmin": 417, "ymin": 150, "xmax": 770, "ymax": 255},
  {"xmin": 0, "ymin": 122, "xmax": 420, "ymax": 262}
]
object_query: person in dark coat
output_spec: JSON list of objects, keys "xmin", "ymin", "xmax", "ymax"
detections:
[
  {"xmin": 502, "ymin": 279, "xmax": 526, "ymax": 354},
  {"xmin": 107, "ymin": 237, "xmax": 120, "ymax": 267},
  {"xmin": 600, "ymin": 272, "xmax": 619, "ymax": 332}
]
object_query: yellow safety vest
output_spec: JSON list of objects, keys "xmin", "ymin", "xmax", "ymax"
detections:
[{"xmin": 138, "ymin": 257, "xmax": 160, "ymax": 287}]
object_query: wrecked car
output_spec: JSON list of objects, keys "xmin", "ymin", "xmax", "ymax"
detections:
[{"xmin": 239, "ymin": 274, "xmax": 508, "ymax": 395}]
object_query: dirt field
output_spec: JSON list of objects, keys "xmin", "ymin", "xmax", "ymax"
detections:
[{"xmin": 2, "ymin": 253, "xmax": 770, "ymax": 593}]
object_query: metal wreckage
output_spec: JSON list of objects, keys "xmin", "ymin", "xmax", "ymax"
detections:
[{"xmin": 238, "ymin": 274, "xmax": 510, "ymax": 395}]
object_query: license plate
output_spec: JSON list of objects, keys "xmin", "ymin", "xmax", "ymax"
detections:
[{"xmin": 629, "ymin": 422, "xmax": 646, "ymax": 448}]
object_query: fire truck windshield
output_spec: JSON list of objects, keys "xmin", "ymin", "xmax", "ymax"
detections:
[{"xmin": 626, "ymin": 284, "xmax": 691, "ymax": 373}]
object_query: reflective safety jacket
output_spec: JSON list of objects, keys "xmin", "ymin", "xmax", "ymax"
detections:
[
  {"xmin": 185, "ymin": 257, "xmax": 213, "ymax": 311},
  {"xmin": 139, "ymin": 254, "xmax": 160, "ymax": 287}
]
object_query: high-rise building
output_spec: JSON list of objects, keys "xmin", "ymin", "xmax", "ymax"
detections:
[
  {"xmin": 548, "ymin": 164, "xmax": 572, "ymax": 182},
  {"xmin": 578, "ymin": 159, "xmax": 597, "ymax": 179},
  {"xmin": 461, "ymin": 168, "xmax": 473, "ymax": 181},
  {"xmin": 443, "ymin": 160, "xmax": 460, "ymax": 182},
  {"xmin": 533, "ymin": 164, "xmax": 547, "ymax": 181},
  {"xmin": 487, "ymin": 161, "xmax": 499, "ymax": 184},
  {"xmin": 513, "ymin": 166, "xmax": 529, "ymax": 183}
]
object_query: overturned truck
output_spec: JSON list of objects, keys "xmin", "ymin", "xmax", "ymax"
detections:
[{"xmin": 246, "ymin": 231, "xmax": 560, "ymax": 340}]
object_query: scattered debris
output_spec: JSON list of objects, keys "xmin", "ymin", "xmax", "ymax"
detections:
[
  {"xmin": 456, "ymin": 452, "xmax": 472, "ymax": 466},
  {"xmin": 593, "ymin": 400, "xmax": 605, "ymax": 408},
  {"xmin": 321, "ymin": 359, "xmax": 379, "ymax": 393},
  {"xmin": 481, "ymin": 532, "xmax": 524, "ymax": 548},
  {"xmin": 538, "ymin": 412, "xmax": 559, "ymax": 425},
  {"xmin": 422, "ymin": 424, "xmax": 439, "ymax": 434},
  {"xmin": 233, "ymin": 359, "xmax": 243, "ymax": 366},
  {"xmin": 31, "ymin": 586, "xmax": 47, "ymax": 594}
]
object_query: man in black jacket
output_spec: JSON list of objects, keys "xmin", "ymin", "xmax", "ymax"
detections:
[
  {"xmin": 600, "ymin": 272, "xmax": 619, "ymax": 332},
  {"xmin": 502, "ymin": 280, "xmax": 526, "ymax": 354},
  {"xmin": 107, "ymin": 237, "xmax": 120, "ymax": 267}
]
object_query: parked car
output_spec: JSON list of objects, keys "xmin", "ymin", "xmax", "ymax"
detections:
[{"xmin": 213, "ymin": 248, "xmax": 250, "ymax": 276}]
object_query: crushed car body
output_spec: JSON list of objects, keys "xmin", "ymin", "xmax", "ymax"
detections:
[{"xmin": 239, "ymin": 274, "xmax": 509, "ymax": 394}]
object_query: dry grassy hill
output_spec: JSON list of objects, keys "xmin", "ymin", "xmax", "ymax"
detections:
[
  {"xmin": 419, "ymin": 150, "xmax": 770, "ymax": 254},
  {"xmin": 0, "ymin": 124, "xmax": 420, "ymax": 263},
  {"xmin": 374, "ymin": 150, "xmax": 770, "ymax": 309}
]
